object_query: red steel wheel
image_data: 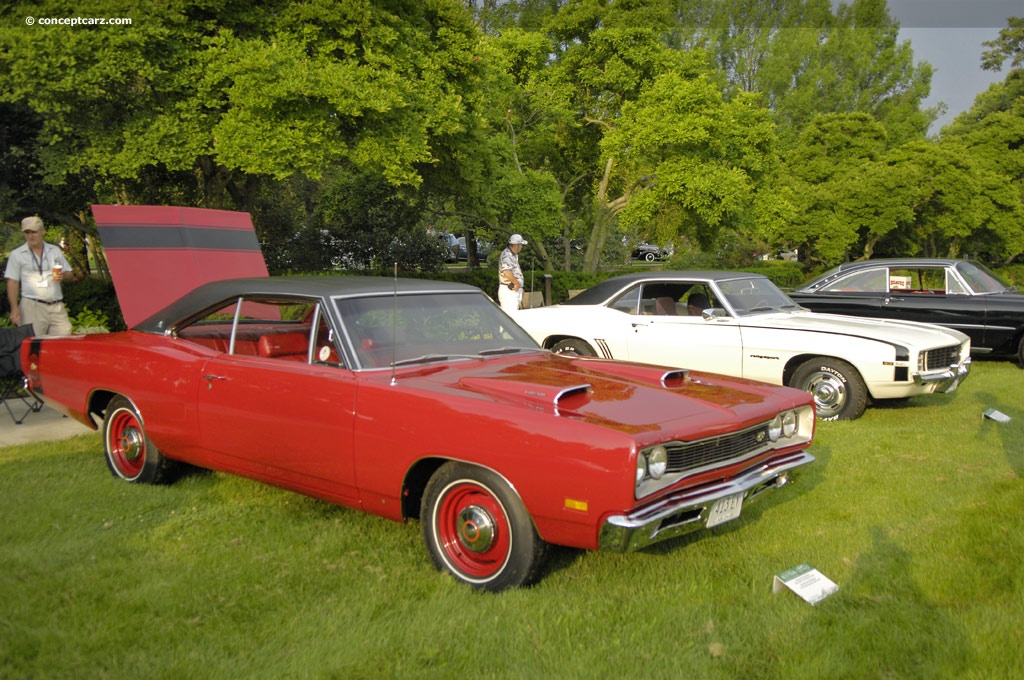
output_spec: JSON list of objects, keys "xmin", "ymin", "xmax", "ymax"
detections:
[
  {"xmin": 102, "ymin": 395, "xmax": 174, "ymax": 484},
  {"xmin": 422, "ymin": 462, "xmax": 546, "ymax": 591}
]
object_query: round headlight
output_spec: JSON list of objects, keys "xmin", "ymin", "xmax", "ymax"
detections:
[
  {"xmin": 781, "ymin": 410, "xmax": 798, "ymax": 438},
  {"xmin": 768, "ymin": 414, "xmax": 782, "ymax": 442},
  {"xmin": 636, "ymin": 455, "xmax": 647, "ymax": 484},
  {"xmin": 647, "ymin": 445, "xmax": 668, "ymax": 479}
]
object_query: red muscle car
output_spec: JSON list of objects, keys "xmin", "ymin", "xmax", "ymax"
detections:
[{"xmin": 22, "ymin": 276, "xmax": 815, "ymax": 590}]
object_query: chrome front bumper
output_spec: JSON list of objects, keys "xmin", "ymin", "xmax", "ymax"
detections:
[
  {"xmin": 598, "ymin": 450, "xmax": 815, "ymax": 553},
  {"xmin": 914, "ymin": 357, "xmax": 971, "ymax": 393}
]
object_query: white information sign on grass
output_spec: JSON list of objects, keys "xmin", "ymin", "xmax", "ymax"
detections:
[
  {"xmin": 983, "ymin": 408, "xmax": 1011, "ymax": 423},
  {"xmin": 773, "ymin": 563, "xmax": 839, "ymax": 605}
]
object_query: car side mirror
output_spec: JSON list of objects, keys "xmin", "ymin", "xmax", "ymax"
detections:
[{"xmin": 702, "ymin": 308, "xmax": 728, "ymax": 321}]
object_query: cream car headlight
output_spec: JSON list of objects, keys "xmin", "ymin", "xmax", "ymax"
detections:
[{"xmin": 768, "ymin": 414, "xmax": 783, "ymax": 441}]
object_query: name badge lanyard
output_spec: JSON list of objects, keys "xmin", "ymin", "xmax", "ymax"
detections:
[{"xmin": 30, "ymin": 248, "xmax": 48, "ymax": 282}]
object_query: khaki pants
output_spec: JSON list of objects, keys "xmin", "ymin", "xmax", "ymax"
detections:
[{"xmin": 20, "ymin": 298, "xmax": 73, "ymax": 336}]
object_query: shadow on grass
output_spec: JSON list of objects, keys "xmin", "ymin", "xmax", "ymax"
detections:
[{"xmin": 808, "ymin": 525, "xmax": 975, "ymax": 676}]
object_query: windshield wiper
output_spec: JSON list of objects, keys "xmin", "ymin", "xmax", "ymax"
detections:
[
  {"xmin": 390, "ymin": 354, "xmax": 458, "ymax": 367},
  {"xmin": 477, "ymin": 346, "xmax": 537, "ymax": 356}
]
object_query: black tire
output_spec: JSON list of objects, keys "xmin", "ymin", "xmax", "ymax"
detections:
[
  {"xmin": 421, "ymin": 462, "xmax": 547, "ymax": 591},
  {"xmin": 644, "ymin": 252, "xmax": 656, "ymax": 262},
  {"xmin": 102, "ymin": 396, "xmax": 176, "ymax": 484},
  {"xmin": 789, "ymin": 357, "xmax": 868, "ymax": 421},
  {"xmin": 550, "ymin": 338, "xmax": 597, "ymax": 357},
  {"xmin": 1017, "ymin": 336, "xmax": 1024, "ymax": 368}
]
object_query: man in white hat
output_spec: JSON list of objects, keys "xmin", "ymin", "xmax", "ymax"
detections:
[
  {"xmin": 5, "ymin": 216, "xmax": 75, "ymax": 335},
  {"xmin": 498, "ymin": 233, "xmax": 527, "ymax": 312}
]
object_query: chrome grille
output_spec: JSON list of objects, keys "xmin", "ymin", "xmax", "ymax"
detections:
[
  {"xmin": 665, "ymin": 422, "xmax": 771, "ymax": 474},
  {"xmin": 923, "ymin": 345, "xmax": 960, "ymax": 371}
]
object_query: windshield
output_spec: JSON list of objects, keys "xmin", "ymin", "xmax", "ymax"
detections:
[
  {"xmin": 336, "ymin": 291, "xmax": 540, "ymax": 369},
  {"xmin": 717, "ymin": 277, "xmax": 803, "ymax": 316},
  {"xmin": 955, "ymin": 261, "xmax": 1015, "ymax": 294}
]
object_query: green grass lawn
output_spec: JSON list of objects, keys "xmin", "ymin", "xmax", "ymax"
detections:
[{"xmin": 2, "ymin": 360, "xmax": 1023, "ymax": 679}]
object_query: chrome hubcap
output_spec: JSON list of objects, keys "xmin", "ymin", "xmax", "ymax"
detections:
[
  {"xmin": 807, "ymin": 374, "xmax": 845, "ymax": 415},
  {"xmin": 119, "ymin": 427, "xmax": 145, "ymax": 462},
  {"xmin": 456, "ymin": 505, "xmax": 497, "ymax": 554}
]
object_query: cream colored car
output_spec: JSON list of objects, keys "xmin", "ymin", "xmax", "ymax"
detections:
[{"xmin": 514, "ymin": 271, "xmax": 971, "ymax": 420}]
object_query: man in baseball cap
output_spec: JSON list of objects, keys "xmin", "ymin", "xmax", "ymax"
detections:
[
  {"xmin": 5, "ymin": 216, "xmax": 75, "ymax": 335},
  {"xmin": 498, "ymin": 234, "xmax": 527, "ymax": 312}
]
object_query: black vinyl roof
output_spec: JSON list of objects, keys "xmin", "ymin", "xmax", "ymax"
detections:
[
  {"xmin": 797, "ymin": 258, "xmax": 969, "ymax": 291},
  {"xmin": 133, "ymin": 275, "xmax": 481, "ymax": 333},
  {"xmin": 565, "ymin": 270, "xmax": 767, "ymax": 305}
]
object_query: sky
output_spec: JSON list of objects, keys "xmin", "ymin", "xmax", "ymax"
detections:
[{"xmin": 885, "ymin": 0, "xmax": 1019, "ymax": 133}]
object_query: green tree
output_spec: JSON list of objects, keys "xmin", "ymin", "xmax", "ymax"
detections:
[
  {"xmin": 671, "ymin": 0, "xmax": 936, "ymax": 146},
  {"xmin": 778, "ymin": 112, "xmax": 889, "ymax": 264},
  {"xmin": 601, "ymin": 69, "xmax": 779, "ymax": 259},
  {"xmin": 1, "ymin": 1, "xmax": 481, "ymax": 201},
  {"xmin": 981, "ymin": 16, "xmax": 1024, "ymax": 72}
]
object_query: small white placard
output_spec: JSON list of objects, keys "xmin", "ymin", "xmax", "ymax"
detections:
[
  {"xmin": 983, "ymin": 408, "xmax": 1011, "ymax": 423},
  {"xmin": 773, "ymin": 563, "xmax": 838, "ymax": 605}
]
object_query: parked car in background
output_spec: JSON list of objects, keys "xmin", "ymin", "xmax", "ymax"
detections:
[
  {"xmin": 631, "ymin": 242, "xmax": 671, "ymax": 262},
  {"xmin": 456, "ymin": 236, "xmax": 492, "ymax": 261},
  {"xmin": 790, "ymin": 259, "xmax": 1024, "ymax": 364},
  {"xmin": 514, "ymin": 271, "xmax": 972, "ymax": 421},
  {"xmin": 22, "ymin": 276, "xmax": 815, "ymax": 591}
]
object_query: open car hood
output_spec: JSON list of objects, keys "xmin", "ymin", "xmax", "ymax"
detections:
[{"xmin": 92, "ymin": 205, "xmax": 269, "ymax": 328}]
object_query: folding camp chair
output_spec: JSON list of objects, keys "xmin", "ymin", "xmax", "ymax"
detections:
[{"xmin": 0, "ymin": 325, "xmax": 43, "ymax": 424}]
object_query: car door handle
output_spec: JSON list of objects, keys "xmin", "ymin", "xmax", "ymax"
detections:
[{"xmin": 203, "ymin": 374, "xmax": 227, "ymax": 390}]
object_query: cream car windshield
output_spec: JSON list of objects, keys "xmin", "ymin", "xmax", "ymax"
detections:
[{"xmin": 717, "ymin": 278, "xmax": 803, "ymax": 316}]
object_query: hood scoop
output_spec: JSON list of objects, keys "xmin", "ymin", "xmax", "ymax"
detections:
[
  {"xmin": 459, "ymin": 376, "xmax": 593, "ymax": 415},
  {"xmin": 569, "ymin": 358, "xmax": 690, "ymax": 388}
]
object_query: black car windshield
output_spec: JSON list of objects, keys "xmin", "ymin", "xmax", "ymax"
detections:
[
  {"xmin": 956, "ymin": 261, "xmax": 1015, "ymax": 294},
  {"xmin": 717, "ymin": 277, "xmax": 803, "ymax": 316},
  {"xmin": 336, "ymin": 291, "xmax": 540, "ymax": 369}
]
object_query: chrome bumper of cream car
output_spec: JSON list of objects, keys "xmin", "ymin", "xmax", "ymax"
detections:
[
  {"xmin": 913, "ymin": 357, "xmax": 971, "ymax": 392},
  {"xmin": 598, "ymin": 450, "xmax": 815, "ymax": 553}
]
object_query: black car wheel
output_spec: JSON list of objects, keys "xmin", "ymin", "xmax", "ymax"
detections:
[
  {"xmin": 550, "ymin": 338, "xmax": 597, "ymax": 357},
  {"xmin": 422, "ymin": 462, "xmax": 547, "ymax": 591},
  {"xmin": 644, "ymin": 252, "xmax": 656, "ymax": 262},
  {"xmin": 790, "ymin": 358, "xmax": 868, "ymax": 421},
  {"xmin": 102, "ymin": 396, "xmax": 176, "ymax": 484}
]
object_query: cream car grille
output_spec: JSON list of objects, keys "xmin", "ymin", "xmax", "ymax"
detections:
[{"xmin": 922, "ymin": 345, "xmax": 960, "ymax": 371}]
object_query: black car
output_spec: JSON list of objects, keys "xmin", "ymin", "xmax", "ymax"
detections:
[
  {"xmin": 631, "ymin": 243, "xmax": 669, "ymax": 262},
  {"xmin": 790, "ymin": 259, "xmax": 1024, "ymax": 363}
]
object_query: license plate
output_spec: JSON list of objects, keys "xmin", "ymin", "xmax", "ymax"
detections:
[{"xmin": 706, "ymin": 493, "xmax": 744, "ymax": 528}]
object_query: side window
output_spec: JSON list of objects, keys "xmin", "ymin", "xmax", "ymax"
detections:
[
  {"xmin": 890, "ymin": 268, "xmax": 944, "ymax": 293},
  {"xmin": 823, "ymin": 269, "xmax": 887, "ymax": 293},
  {"xmin": 177, "ymin": 296, "xmax": 322, "ymax": 363},
  {"xmin": 609, "ymin": 285, "xmax": 642, "ymax": 314},
  {"xmin": 946, "ymin": 269, "xmax": 968, "ymax": 295},
  {"xmin": 888, "ymin": 269, "xmax": 916, "ymax": 291},
  {"xmin": 683, "ymin": 286, "xmax": 714, "ymax": 316},
  {"xmin": 640, "ymin": 283, "xmax": 690, "ymax": 316},
  {"xmin": 313, "ymin": 312, "xmax": 344, "ymax": 366}
]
